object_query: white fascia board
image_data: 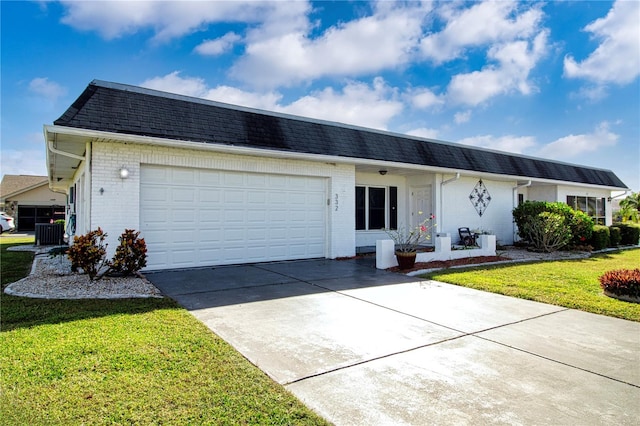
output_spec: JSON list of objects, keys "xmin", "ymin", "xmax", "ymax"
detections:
[{"xmin": 44, "ymin": 125, "xmax": 627, "ymax": 191}]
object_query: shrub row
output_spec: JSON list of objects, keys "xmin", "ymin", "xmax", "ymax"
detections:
[
  {"xmin": 67, "ymin": 228, "xmax": 147, "ymax": 280},
  {"xmin": 590, "ymin": 223, "xmax": 640, "ymax": 250}
]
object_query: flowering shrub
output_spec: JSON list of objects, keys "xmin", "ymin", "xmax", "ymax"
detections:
[
  {"xmin": 527, "ymin": 212, "xmax": 571, "ymax": 252},
  {"xmin": 109, "ymin": 229, "xmax": 147, "ymax": 276},
  {"xmin": 599, "ymin": 269, "xmax": 640, "ymax": 298},
  {"xmin": 385, "ymin": 214, "xmax": 436, "ymax": 253},
  {"xmin": 67, "ymin": 228, "xmax": 108, "ymax": 280},
  {"xmin": 513, "ymin": 201, "xmax": 594, "ymax": 250}
]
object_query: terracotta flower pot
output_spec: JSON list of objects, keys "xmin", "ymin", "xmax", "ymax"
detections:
[{"xmin": 395, "ymin": 251, "xmax": 417, "ymax": 270}]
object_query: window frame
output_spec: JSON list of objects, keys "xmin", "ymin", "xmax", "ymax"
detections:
[
  {"xmin": 355, "ymin": 185, "xmax": 397, "ymax": 231},
  {"xmin": 566, "ymin": 195, "xmax": 606, "ymax": 225}
]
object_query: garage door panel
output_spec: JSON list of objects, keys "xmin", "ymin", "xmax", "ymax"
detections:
[
  {"xmin": 141, "ymin": 165, "xmax": 326, "ymax": 269},
  {"xmin": 199, "ymin": 189, "xmax": 221, "ymax": 203},
  {"xmin": 173, "ymin": 169, "xmax": 197, "ymax": 185}
]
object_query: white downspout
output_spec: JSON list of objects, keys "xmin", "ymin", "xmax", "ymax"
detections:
[
  {"xmin": 512, "ymin": 180, "xmax": 532, "ymax": 242},
  {"xmin": 439, "ymin": 173, "xmax": 460, "ymax": 236}
]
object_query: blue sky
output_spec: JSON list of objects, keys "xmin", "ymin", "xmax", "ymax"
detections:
[{"xmin": 2, "ymin": 1, "xmax": 639, "ymax": 191}]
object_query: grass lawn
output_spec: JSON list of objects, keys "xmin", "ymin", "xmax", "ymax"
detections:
[
  {"xmin": 0, "ymin": 236, "xmax": 328, "ymax": 425},
  {"xmin": 423, "ymin": 248, "xmax": 640, "ymax": 322}
]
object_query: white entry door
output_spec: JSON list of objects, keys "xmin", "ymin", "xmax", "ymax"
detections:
[
  {"xmin": 410, "ymin": 185, "xmax": 433, "ymax": 235},
  {"xmin": 140, "ymin": 165, "xmax": 327, "ymax": 270}
]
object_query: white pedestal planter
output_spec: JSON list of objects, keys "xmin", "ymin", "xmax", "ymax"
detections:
[{"xmin": 375, "ymin": 235, "xmax": 497, "ymax": 270}]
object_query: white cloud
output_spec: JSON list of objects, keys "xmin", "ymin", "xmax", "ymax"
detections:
[
  {"xmin": 0, "ymin": 149, "xmax": 48, "ymax": 177},
  {"xmin": 59, "ymin": 0, "xmax": 279, "ymax": 41},
  {"xmin": 280, "ymin": 77, "xmax": 403, "ymax": 130},
  {"xmin": 537, "ymin": 121, "xmax": 619, "ymax": 158},
  {"xmin": 446, "ymin": 30, "xmax": 548, "ymax": 106},
  {"xmin": 194, "ymin": 32, "xmax": 241, "ymax": 56},
  {"xmin": 141, "ymin": 72, "xmax": 208, "ymax": 97},
  {"xmin": 564, "ymin": 0, "xmax": 640, "ymax": 85},
  {"xmin": 406, "ymin": 128, "xmax": 440, "ymax": 139},
  {"xmin": 28, "ymin": 77, "xmax": 66, "ymax": 102},
  {"xmin": 231, "ymin": 2, "xmax": 429, "ymax": 87},
  {"xmin": 420, "ymin": 1, "xmax": 544, "ymax": 63},
  {"xmin": 140, "ymin": 72, "xmax": 281, "ymax": 110},
  {"xmin": 140, "ymin": 73, "xmax": 402, "ymax": 130},
  {"xmin": 457, "ymin": 135, "xmax": 537, "ymax": 154},
  {"xmin": 409, "ymin": 88, "xmax": 444, "ymax": 109},
  {"xmin": 454, "ymin": 110, "xmax": 471, "ymax": 124}
]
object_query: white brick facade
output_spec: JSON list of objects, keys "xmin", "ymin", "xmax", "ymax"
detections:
[{"xmin": 86, "ymin": 141, "xmax": 355, "ymax": 261}]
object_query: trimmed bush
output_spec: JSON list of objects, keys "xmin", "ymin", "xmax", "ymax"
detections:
[
  {"xmin": 615, "ymin": 223, "xmax": 640, "ymax": 245},
  {"xmin": 609, "ymin": 226, "xmax": 621, "ymax": 247},
  {"xmin": 109, "ymin": 229, "xmax": 147, "ymax": 276},
  {"xmin": 528, "ymin": 212, "xmax": 572, "ymax": 252},
  {"xmin": 590, "ymin": 225, "xmax": 610, "ymax": 251},
  {"xmin": 67, "ymin": 228, "xmax": 108, "ymax": 280},
  {"xmin": 513, "ymin": 201, "xmax": 594, "ymax": 249},
  {"xmin": 599, "ymin": 269, "xmax": 640, "ymax": 299}
]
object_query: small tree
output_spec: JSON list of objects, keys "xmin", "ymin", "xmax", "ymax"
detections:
[
  {"xmin": 109, "ymin": 229, "xmax": 147, "ymax": 276},
  {"xmin": 528, "ymin": 212, "xmax": 572, "ymax": 252},
  {"xmin": 618, "ymin": 192, "xmax": 640, "ymax": 223},
  {"xmin": 67, "ymin": 228, "xmax": 109, "ymax": 280}
]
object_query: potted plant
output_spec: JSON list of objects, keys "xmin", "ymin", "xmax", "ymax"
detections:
[{"xmin": 385, "ymin": 214, "xmax": 436, "ymax": 269}]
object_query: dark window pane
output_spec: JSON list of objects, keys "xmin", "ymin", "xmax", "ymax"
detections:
[
  {"xmin": 389, "ymin": 186, "xmax": 397, "ymax": 230},
  {"xmin": 566, "ymin": 196, "xmax": 576, "ymax": 209},
  {"xmin": 355, "ymin": 186, "xmax": 366, "ymax": 230},
  {"xmin": 577, "ymin": 196, "xmax": 587, "ymax": 212},
  {"xmin": 587, "ymin": 197, "xmax": 596, "ymax": 216},
  {"xmin": 597, "ymin": 198, "xmax": 606, "ymax": 217},
  {"xmin": 368, "ymin": 187, "xmax": 385, "ymax": 229},
  {"xmin": 519, "ymin": 194, "xmax": 524, "ymax": 206}
]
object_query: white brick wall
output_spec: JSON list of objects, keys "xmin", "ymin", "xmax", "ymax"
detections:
[
  {"xmin": 89, "ymin": 141, "xmax": 356, "ymax": 259},
  {"xmin": 439, "ymin": 176, "xmax": 516, "ymax": 246}
]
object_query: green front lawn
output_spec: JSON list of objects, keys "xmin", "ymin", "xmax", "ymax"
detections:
[
  {"xmin": 0, "ymin": 236, "xmax": 328, "ymax": 425},
  {"xmin": 423, "ymin": 249, "xmax": 640, "ymax": 322}
]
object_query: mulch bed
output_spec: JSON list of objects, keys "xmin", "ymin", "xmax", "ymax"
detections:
[{"xmin": 387, "ymin": 255, "xmax": 510, "ymax": 274}]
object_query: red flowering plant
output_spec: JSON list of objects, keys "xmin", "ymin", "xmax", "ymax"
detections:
[
  {"xmin": 109, "ymin": 229, "xmax": 147, "ymax": 276},
  {"xmin": 385, "ymin": 213, "xmax": 436, "ymax": 253}
]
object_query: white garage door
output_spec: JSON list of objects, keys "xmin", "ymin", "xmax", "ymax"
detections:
[{"xmin": 140, "ymin": 165, "xmax": 327, "ymax": 270}]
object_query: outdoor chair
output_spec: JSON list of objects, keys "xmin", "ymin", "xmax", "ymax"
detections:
[{"xmin": 458, "ymin": 227, "xmax": 477, "ymax": 247}]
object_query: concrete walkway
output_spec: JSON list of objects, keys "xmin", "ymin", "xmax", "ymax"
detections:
[{"xmin": 146, "ymin": 259, "xmax": 640, "ymax": 425}]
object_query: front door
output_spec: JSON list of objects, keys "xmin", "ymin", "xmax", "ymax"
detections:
[{"xmin": 410, "ymin": 185, "xmax": 433, "ymax": 239}]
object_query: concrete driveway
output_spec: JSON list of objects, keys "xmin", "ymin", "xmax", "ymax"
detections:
[{"xmin": 146, "ymin": 259, "xmax": 640, "ymax": 425}]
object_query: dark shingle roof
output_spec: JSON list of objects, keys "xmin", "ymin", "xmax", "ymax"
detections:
[{"xmin": 54, "ymin": 80, "xmax": 627, "ymax": 189}]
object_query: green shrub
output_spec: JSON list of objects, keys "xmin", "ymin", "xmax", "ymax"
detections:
[
  {"xmin": 67, "ymin": 228, "xmax": 108, "ymax": 280},
  {"xmin": 609, "ymin": 226, "xmax": 621, "ymax": 247},
  {"xmin": 615, "ymin": 223, "xmax": 640, "ymax": 245},
  {"xmin": 513, "ymin": 201, "xmax": 594, "ymax": 249},
  {"xmin": 599, "ymin": 269, "xmax": 640, "ymax": 298},
  {"xmin": 590, "ymin": 225, "xmax": 610, "ymax": 251},
  {"xmin": 109, "ymin": 229, "xmax": 147, "ymax": 276},
  {"xmin": 528, "ymin": 212, "xmax": 572, "ymax": 252}
]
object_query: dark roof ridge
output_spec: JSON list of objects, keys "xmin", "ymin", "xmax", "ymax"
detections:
[{"xmin": 89, "ymin": 80, "xmax": 618, "ymax": 176}]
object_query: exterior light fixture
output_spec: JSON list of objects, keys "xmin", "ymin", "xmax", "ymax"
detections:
[
  {"xmin": 119, "ymin": 167, "xmax": 130, "ymax": 179},
  {"xmin": 379, "ymin": 170, "xmax": 388, "ymax": 175}
]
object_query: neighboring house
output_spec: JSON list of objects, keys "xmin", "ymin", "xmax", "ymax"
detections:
[
  {"xmin": 0, "ymin": 175, "xmax": 66, "ymax": 231},
  {"xmin": 44, "ymin": 80, "xmax": 628, "ymax": 270}
]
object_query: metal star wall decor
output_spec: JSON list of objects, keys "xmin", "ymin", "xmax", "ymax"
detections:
[{"xmin": 469, "ymin": 179, "xmax": 491, "ymax": 217}]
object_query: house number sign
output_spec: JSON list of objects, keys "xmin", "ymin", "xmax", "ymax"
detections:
[{"xmin": 334, "ymin": 193, "xmax": 339, "ymax": 211}]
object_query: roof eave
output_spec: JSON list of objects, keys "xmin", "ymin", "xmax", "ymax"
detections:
[{"xmin": 45, "ymin": 125, "xmax": 628, "ymax": 191}]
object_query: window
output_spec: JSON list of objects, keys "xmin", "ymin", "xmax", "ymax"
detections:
[
  {"xmin": 355, "ymin": 186, "xmax": 397, "ymax": 230},
  {"xmin": 567, "ymin": 196, "xmax": 606, "ymax": 225}
]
